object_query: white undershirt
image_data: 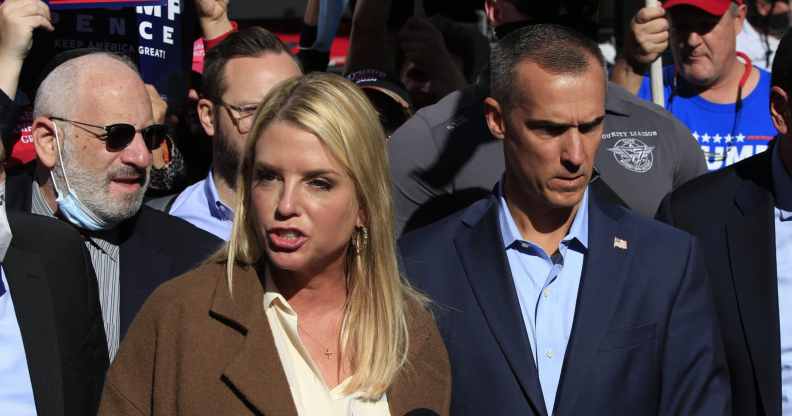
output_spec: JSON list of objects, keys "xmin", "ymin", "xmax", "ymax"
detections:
[
  {"xmin": 262, "ymin": 278, "xmax": 390, "ymax": 416},
  {"xmin": 0, "ymin": 268, "xmax": 37, "ymax": 416}
]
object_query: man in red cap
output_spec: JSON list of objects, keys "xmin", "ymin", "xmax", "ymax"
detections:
[{"xmin": 612, "ymin": 0, "xmax": 777, "ymax": 171}]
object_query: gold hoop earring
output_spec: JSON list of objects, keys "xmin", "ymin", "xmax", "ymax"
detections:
[{"xmin": 353, "ymin": 226, "xmax": 368, "ymax": 256}]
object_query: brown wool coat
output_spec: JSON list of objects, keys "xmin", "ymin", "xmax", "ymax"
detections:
[{"xmin": 98, "ymin": 262, "xmax": 451, "ymax": 416}]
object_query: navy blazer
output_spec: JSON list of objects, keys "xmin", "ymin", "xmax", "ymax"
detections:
[
  {"xmin": 657, "ymin": 146, "xmax": 783, "ymax": 416},
  {"xmin": 399, "ymin": 183, "xmax": 731, "ymax": 416}
]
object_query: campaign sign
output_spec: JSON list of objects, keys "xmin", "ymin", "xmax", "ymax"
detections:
[{"xmin": 47, "ymin": 0, "xmax": 161, "ymax": 10}]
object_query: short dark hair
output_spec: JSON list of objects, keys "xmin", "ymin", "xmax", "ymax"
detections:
[
  {"xmin": 772, "ymin": 29, "xmax": 792, "ymax": 96},
  {"xmin": 202, "ymin": 26, "xmax": 295, "ymax": 103},
  {"xmin": 489, "ymin": 24, "xmax": 606, "ymax": 107}
]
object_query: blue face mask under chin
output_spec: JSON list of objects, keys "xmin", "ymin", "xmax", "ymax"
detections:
[{"xmin": 50, "ymin": 121, "xmax": 116, "ymax": 231}]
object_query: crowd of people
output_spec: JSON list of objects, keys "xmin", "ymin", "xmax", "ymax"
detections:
[{"xmin": 0, "ymin": 0, "xmax": 791, "ymax": 415}]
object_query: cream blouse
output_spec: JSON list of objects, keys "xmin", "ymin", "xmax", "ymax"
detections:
[{"xmin": 262, "ymin": 281, "xmax": 391, "ymax": 416}]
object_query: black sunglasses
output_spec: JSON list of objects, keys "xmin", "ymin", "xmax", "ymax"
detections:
[{"xmin": 50, "ymin": 117, "xmax": 169, "ymax": 152}]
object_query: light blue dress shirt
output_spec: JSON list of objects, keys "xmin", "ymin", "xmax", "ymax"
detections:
[
  {"xmin": 169, "ymin": 171, "xmax": 234, "ymax": 241},
  {"xmin": 497, "ymin": 184, "xmax": 589, "ymax": 415},
  {"xmin": 771, "ymin": 143, "xmax": 792, "ymax": 415},
  {"xmin": 0, "ymin": 267, "xmax": 37, "ymax": 416}
]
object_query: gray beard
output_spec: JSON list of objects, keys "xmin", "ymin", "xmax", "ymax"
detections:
[{"xmin": 53, "ymin": 139, "xmax": 149, "ymax": 224}]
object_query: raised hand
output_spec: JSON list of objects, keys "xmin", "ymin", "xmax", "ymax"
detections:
[
  {"xmin": 0, "ymin": 0, "xmax": 53, "ymax": 98},
  {"xmin": 624, "ymin": 6, "xmax": 670, "ymax": 69},
  {"xmin": 0, "ymin": 0, "xmax": 53, "ymax": 62},
  {"xmin": 194, "ymin": 0, "xmax": 231, "ymax": 40}
]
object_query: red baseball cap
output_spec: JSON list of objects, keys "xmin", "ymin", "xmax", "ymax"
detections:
[{"xmin": 662, "ymin": 0, "xmax": 743, "ymax": 16}]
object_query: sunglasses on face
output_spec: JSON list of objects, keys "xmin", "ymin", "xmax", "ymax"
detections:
[{"xmin": 50, "ymin": 117, "xmax": 169, "ymax": 152}]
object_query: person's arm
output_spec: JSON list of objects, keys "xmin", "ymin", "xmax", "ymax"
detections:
[
  {"xmin": 388, "ymin": 112, "xmax": 446, "ymax": 236},
  {"xmin": 195, "ymin": 0, "xmax": 232, "ymax": 43},
  {"xmin": 0, "ymin": 0, "xmax": 53, "ymax": 142},
  {"xmin": 0, "ymin": 0, "xmax": 53, "ymax": 100},
  {"xmin": 298, "ymin": 0, "xmax": 330, "ymax": 73},
  {"xmin": 658, "ymin": 237, "xmax": 732, "ymax": 415},
  {"xmin": 610, "ymin": 5, "xmax": 668, "ymax": 95},
  {"xmin": 397, "ymin": 17, "xmax": 468, "ymax": 101},
  {"xmin": 344, "ymin": 0, "xmax": 392, "ymax": 75}
]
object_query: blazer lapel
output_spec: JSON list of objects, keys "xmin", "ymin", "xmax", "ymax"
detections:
[
  {"xmin": 118, "ymin": 226, "xmax": 173, "ymax": 339},
  {"xmin": 554, "ymin": 187, "xmax": 633, "ymax": 416},
  {"xmin": 212, "ymin": 266, "xmax": 298, "ymax": 416},
  {"xmin": 727, "ymin": 168, "xmax": 781, "ymax": 416},
  {"xmin": 454, "ymin": 197, "xmax": 548, "ymax": 416},
  {"xmin": 5, "ymin": 244, "xmax": 64, "ymax": 416}
]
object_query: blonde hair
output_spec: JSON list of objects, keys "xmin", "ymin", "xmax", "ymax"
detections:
[{"xmin": 226, "ymin": 72, "xmax": 426, "ymax": 399}]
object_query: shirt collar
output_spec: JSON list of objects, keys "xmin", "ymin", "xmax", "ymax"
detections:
[
  {"xmin": 497, "ymin": 182, "xmax": 589, "ymax": 252},
  {"xmin": 205, "ymin": 171, "xmax": 235, "ymax": 222},
  {"xmin": 30, "ymin": 181, "xmax": 119, "ymax": 256},
  {"xmin": 261, "ymin": 269, "xmax": 294, "ymax": 314},
  {"xmin": 772, "ymin": 139, "xmax": 792, "ymax": 220},
  {"xmin": 604, "ymin": 82, "xmax": 633, "ymax": 117}
]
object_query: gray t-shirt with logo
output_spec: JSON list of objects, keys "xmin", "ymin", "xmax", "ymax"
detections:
[{"xmin": 389, "ymin": 82, "xmax": 706, "ymax": 234}]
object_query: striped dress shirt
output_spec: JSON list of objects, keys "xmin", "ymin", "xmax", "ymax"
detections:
[{"xmin": 31, "ymin": 183, "xmax": 120, "ymax": 361}]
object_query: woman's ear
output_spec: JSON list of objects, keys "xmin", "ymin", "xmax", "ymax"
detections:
[{"xmin": 32, "ymin": 117, "xmax": 59, "ymax": 169}]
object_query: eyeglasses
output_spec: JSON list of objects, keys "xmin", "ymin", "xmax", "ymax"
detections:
[
  {"xmin": 50, "ymin": 117, "xmax": 169, "ymax": 152},
  {"xmin": 219, "ymin": 101, "xmax": 258, "ymax": 135}
]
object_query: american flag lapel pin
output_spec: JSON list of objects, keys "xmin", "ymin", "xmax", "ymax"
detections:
[{"xmin": 613, "ymin": 237, "xmax": 628, "ymax": 250}]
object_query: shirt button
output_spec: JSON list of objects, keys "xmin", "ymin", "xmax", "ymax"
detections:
[
  {"xmin": 543, "ymin": 288, "xmax": 551, "ymax": 298},
  {"xmin": 545, "ymin": 349, "xmax": 554, "ymax": 359}
]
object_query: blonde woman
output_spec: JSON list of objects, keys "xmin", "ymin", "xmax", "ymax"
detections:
[{"xmin": 98, "ymin": 72, "xmax": 451, "ymax": 416}]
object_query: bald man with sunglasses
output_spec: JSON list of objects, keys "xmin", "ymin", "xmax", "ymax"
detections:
[{"xmin": 4, "ymin": 50, "xmax": 222, "ymax": 362}]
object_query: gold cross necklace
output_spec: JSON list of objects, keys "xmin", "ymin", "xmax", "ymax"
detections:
[{"xmin": 298, "ymin": 323, "xmax": 338, "ymax": 360}]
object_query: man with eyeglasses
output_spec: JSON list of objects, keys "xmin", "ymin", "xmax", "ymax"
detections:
[
  {"xmin": 4, "ymin": 49, "xmax": 223, "ymax": 363},
  {"xmin": 155, "ymin": 27, "xmax": 302, "ymax": 241}
]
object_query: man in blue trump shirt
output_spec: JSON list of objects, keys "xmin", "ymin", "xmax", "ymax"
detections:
[
  {"xmin": 400, "ymin": 24, "xmax": 731, "ymax": 415},
  {"xmin": 657, "ymin": 29, "xmax": 792, "ymax": 416}
]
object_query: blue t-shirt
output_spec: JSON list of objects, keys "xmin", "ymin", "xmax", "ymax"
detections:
[{"xmin": 638, "ymin": 65, "xmax": 776, "ymax": 171}]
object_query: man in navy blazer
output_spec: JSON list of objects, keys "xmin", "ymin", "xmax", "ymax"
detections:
[{"xmin": 399, "ymin": 24, "xmax": 731, "ymax": 415}]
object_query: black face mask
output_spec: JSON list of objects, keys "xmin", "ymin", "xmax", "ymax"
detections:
[{"xmin": 766, "ymin": 12, "xmax": 791, "ymax": 39}]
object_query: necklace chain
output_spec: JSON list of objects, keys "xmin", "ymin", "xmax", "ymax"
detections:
[{"xmin": 298, "ymin": 322, "xmax": 339, "ymax": 360}]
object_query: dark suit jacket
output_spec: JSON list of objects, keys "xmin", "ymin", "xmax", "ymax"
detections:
[
  {"xmin": 6, "ymin": 163, "xmax": 224, "ymax": 337},
  {"xmin": 399, "ymin": 183, "xmax": 731, "ymax": 416},
  {"xmin": 6, "ymin": 210, "xmax": 109, "ymax": 415},
  {"xmin": 99, "ymin": 262, "xmax": 451, "ymax": 416},
  {"xmin": 657, "ymin": 148, "xmax": 782, "ymax": 416}
]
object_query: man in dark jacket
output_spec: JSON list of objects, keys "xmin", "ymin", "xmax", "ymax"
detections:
[
  {"xmin": 7, "ymin": 49, "xmax": 222, "ymax": 363},
  {"xmin": 657, "ymin": 29, "xmax": 792, "ymax": 416}
]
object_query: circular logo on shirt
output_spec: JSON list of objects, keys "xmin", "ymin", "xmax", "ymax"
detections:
[{"xmin": 608, "ymin": 138, "xmax": 655, "ymax": 173}]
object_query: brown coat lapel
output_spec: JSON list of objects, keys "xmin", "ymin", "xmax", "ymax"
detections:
[{"xmin": 100, "ymin": 262, "xmax": 450, "ymax": 416}]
